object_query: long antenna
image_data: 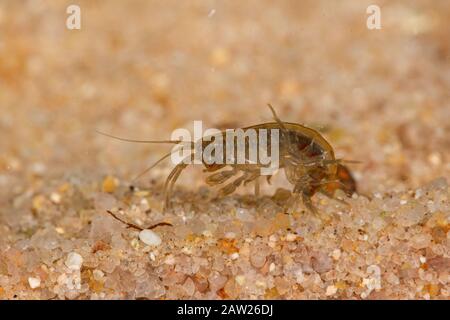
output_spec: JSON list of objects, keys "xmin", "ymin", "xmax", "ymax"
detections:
[
  {"xmin": 267, "ymin": 103, "xmax": 288, "ymax": 131},
  {"xmin": 96, "ymin": 130, "xmax": 182, "ymax": 144},
  {"xmin": 131, "ymin": 146, "xmax": 186, "ymax": 182}
]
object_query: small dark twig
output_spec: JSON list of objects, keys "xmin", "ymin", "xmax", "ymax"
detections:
[{"xmin": 106, "ymin": 210, "xmax": 172, "ymax": 230}]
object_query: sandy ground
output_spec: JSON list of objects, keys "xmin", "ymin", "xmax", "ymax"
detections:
[{"xmin": 0, "ymin": 0, "xmax": 449, "ymax": 299}]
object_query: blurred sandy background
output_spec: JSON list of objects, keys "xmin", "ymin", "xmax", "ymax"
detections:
[
  {"xmin": 1, "ymin": 0, "xmax": 449, "ymax": 189},
  {"xmin": 0, "ymin": 0, "xmax": 449, "ymax": 299}
]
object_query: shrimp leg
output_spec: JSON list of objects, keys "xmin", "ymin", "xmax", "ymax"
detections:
[
  {"xmin": 241, "ymin": 170, "xmax": 262, "ymax": 196},
  {"xmin": 205, "ymin": 168, "xmax": 239, "ymax": 186},
  {"xmin": 254, "ymin": 178, "xmax": 260, "ymax": 197},
  {"xmin": 166, "ymin": 164, "xmax": 188, "ymax": 210},
  {"xmin": 301, "ymin": 192, "xmax": 319, "ymax": 216},
  {"xmin": 217, "ymin": 171, "xmax": 253, "ymax": 197},
  {"xmin": 163, "ymin": 156, "xmax": 191, "ymax": 212}
]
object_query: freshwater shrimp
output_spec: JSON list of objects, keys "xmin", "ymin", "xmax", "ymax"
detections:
[{"xmin": 98, "ymin": 105, "xmax": 357, "ymax": 214}]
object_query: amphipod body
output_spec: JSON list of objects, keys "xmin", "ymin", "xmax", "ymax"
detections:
[{"xmin": 99, "ymin": 105, "xmax": 357, "ymax": 214}]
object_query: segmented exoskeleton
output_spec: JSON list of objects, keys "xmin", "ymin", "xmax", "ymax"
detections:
[{"xmin": 98, "ymin": 105, "xmax": 357, "ymax": 214}]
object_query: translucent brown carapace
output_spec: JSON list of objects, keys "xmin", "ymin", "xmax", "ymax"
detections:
[{"xmin": 98, "ymin": 105, "xmax": 358, "ymax": 215}]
